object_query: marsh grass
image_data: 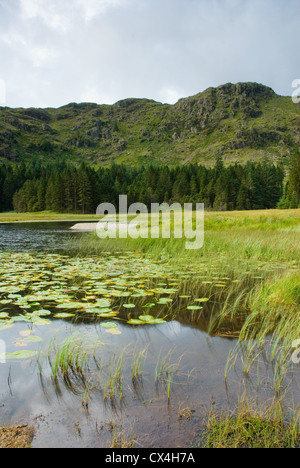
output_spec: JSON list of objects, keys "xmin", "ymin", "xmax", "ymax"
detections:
[
  {"xmin": 45, "ymin": 335, "xmax": 102, "ymax": 393},
  {"xmin": 201, "ymin": 398, "xmax": 300, "ymax": 448},
  {"xmin": 74, "ymin": 210, "xmax": 300, "ymax": 266},
  {"xmin": 131, "ymin": 346, "xmax": 148, "ymax": 382},
  {"xmin": 104, "ymin": 352, "xmax": 125, "ymax": 402},
  {"xmin": 155, "ymin": 350, "xmax": 184, "ymax": 401},
  {"xmin": 218, "ymin": 271, "xmax": 300, "ymax": 375}
]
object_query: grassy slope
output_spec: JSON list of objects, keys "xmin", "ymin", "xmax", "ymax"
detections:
[{"xmin": 1, "ymin": 83, "xmax": 299, "ymax": 166}]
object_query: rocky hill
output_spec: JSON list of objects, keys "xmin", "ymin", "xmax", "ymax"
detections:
[{"xmin": 0, "ymin": 82, "xmax": 299, "ymax": 166}]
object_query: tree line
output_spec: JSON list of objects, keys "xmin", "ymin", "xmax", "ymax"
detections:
[{"xmin": 0, "ymin": 156, "xmax": 293, "ymax": 214}]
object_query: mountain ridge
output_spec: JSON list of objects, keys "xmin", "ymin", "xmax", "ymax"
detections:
[{"xmin": 0, "ymin": 82, "xmax": 299, "ymax": 166}]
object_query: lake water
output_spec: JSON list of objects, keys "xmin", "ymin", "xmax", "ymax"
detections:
[
  {"xmin": 0, "ymin": 222, "xmax": 298, "ymax": 448},
  {"xmin": 0, "ymin": 221, "xmax": 82, "ymax": 253}
]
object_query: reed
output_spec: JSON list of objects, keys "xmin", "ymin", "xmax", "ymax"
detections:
[
  {"xmin": 131, "ymin": 346, "xmax": 148, "ymax": 382},
  {"xmin": 104, "ymin": 352, "xmax": 125, "ymax": 402},
  {"xmin": 46, "ymin": 335, "xmax": 101, "ymax": 391}
]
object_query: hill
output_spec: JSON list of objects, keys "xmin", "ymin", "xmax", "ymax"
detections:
[{"xmin": 0, "ymin": 82, "xmax": 299, "ymax": 166}]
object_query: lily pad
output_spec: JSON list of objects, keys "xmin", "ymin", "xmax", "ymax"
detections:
[
  {"xmin": 24, "ymin": 336, "xmax": 43, "ymax": 343},
  {"xmin": 106, "ymin": 328, "xmax": 122, "ymax": 335},
  {"xmin": 0, "ymin": 312, "xmax": 9, "ymax": 318},
  {"xmin": 127, "ymin": 319, "xmax": 146, "ymax": 325},
  {"xmin": 0, "ymin": 321, "xmax": 14, "ymax": 330},
  {"xmin": 54, "ymin": 313, "xmax": 76, "ymax": 318},
  {"xmin": 4, "ymin": 350, "xmax": 38, "ymax": 360},
  {"xmin": 100, "ymin": 322, "xmax": 118, "ymax": 329}
]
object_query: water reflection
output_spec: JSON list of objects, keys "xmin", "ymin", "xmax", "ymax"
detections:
[{"xmin": 0, "ymin": 222, "xmax": 83, "ymax": 253}]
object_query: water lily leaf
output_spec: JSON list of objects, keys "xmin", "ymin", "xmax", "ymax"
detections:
[
  {"xmin": 195, "ymin": 298, "xmax": 210, "ymax": 303},
  {"xmin": 106, "ymin": 328, "xmax": 122, "ymax": 335},
  {"xmin": 24, "ymin": 336, "xmax": 43, "ymax": 342},
  {"xmin": 131, "ymin": 293, "xmax": 148, "ymax": 298},
  {"xmin": 4, "ymin": 350, "xmax": 38, "ymax": 360},
  {"xmin": 11, "ymin": 315, "xmax": 31, "ymax": 323},
  {"xmin": 14, "ymin": 340, "xmax": 27, "ymax": 347},
  {"xmin": 36, "ymin": 309, "xmax": 52, "ymax": 316},
  {"xmin": 148, "ymin": 318, "xmax": 166, "ymax": 324},
  {"xmin": 138, "ymin": 315, "xmax": 166, "ymax": 324},
  {"xmin": 94, "ymin": 298, "xmax": 112, "ymax": 308},
  {"xmin": 187, "ymin": 306, "xmax": 203, "ymax": 310},
  {"xmin": 139, "ymin": 315, "xmax": 154, "ymax": 323},
  {"xmin": 31, "ymin": 318, "xmax": 51, "ymax": 325},
  {"xmin": 98, "ymin": 312, "xmax": 119, "ymax": 318},
  {"xmin": 123, "ymin": 304, "xmax": 136, "ymax": 309},
  {"xmin": 0, "ymin": 321, "xmax": 14, "ymax": 330},
  {"xmin": 100, "ymin": 322, "xmax": 118, "ymax": 329},
  {"xmin": 157, "ymin": 298, "xmax": 173, "ymax": 304},
  {"xmin": 19, "ymin": 330, "xmax": 33, "ymax": 337},
  {"xmin": 127, "ymin": 319, "xmax": 146, "ymax": 325},
  {"xmin": 0, "ymin": 312, "xmax": 9, "ymax": 318},
  {"xmin": 54, "ymin": 313, "xmax": 75, "ymax": 318},
  {"xmin": 110, "ymin": 291, "xmax": 131, "ymax": 297},
  {"xmin": 56, "ymin": 303, "xmax": 83, "ymax": 309}
]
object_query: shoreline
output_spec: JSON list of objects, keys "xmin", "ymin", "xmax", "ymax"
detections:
[{"xmin": 0, "ymin": 219, "xmax": 99, "ymax": 224}]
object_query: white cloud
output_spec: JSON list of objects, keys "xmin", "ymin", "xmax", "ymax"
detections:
[
  {"xmin": 0, "ymin": 79, "xmax": 6, "ymax": 105},
  {"xmin": 159, "ymin": 88, "xmax": 182, "ymax": 104},
  {"xmin": 75, "ymin": 0, "xmax": 131, "ymax": 21},
  {"xmin": 0, "ymin": 0, "xmax": 299, "ymax": 108},
  {"xmin": 19, "ymin": 0, "xmax": 71, "ymax": 31},
  {"xmin": 27, "ymin": 46, "xmax": 59, "ymax": 68}
]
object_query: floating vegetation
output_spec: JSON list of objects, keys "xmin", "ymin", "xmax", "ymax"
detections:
[
  {"xmin": 0, "ymin": 250, "xmax": 296, "ymax": 342},
  {"xmin": 4, "ymin": 350, "xmax": 38, "ymax": 360},
  {"xmin": 128, "ymin": 315, "xmax": 166, "ymax": 326}
]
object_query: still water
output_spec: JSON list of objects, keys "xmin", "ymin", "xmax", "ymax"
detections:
[
  {"xmin": 0, "ymin": 222, "xmax": 298, "ymax": 448},
  {"xmin": 0, "ymin": 221, "xmax": 81, "ymax": 253}
]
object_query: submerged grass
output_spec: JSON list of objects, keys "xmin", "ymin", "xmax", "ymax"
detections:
[
  {"xmin": 44, "ymin": 335, "xmax": 102, "ymax": 392},
  {"xmin": 216, "ymin": 270, "xmax": 300, "ymax": 385}
]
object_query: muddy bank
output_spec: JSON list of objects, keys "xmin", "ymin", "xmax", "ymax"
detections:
[{"xmin": 0, "ymin": 425, "xmax": 35, "ymax": 448}]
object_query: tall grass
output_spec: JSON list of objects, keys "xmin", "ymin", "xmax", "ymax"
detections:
[
  {"xmin": 45, "ymin": 335, "xmax": 101, "ymax": 394},
  {"xmin": 74, "ymin": 226, "xmax": 299, "ymax": 270},
  {"xmin": 201, "ymin": 398, "xmax": 300, "ymax": 448}
]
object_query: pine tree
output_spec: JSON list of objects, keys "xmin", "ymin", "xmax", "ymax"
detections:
[{"xmin": 288, "ymin": 152, "xmax": 300, "ymax": 207}]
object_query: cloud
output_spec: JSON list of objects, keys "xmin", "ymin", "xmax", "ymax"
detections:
[
  {"xmin": 0, "ymin": 0, "xmax": 299, "ymax": 107},
  {"xmin": 75, "ymin": 0, "xmax": 130, "ymax": 21},
  {"xmin": 19, "ymin": 0, "xmax": 72, "ymax": 31}
]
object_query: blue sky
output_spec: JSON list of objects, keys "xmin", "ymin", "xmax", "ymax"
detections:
[{"xmin": 0, "ymin": 0, "xmax": 299, "ymax": 107}]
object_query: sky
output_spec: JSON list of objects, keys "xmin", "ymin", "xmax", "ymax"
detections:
[{"xmin": 0, "ymin": 0, "xmax": 299, "ymax": 108}]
